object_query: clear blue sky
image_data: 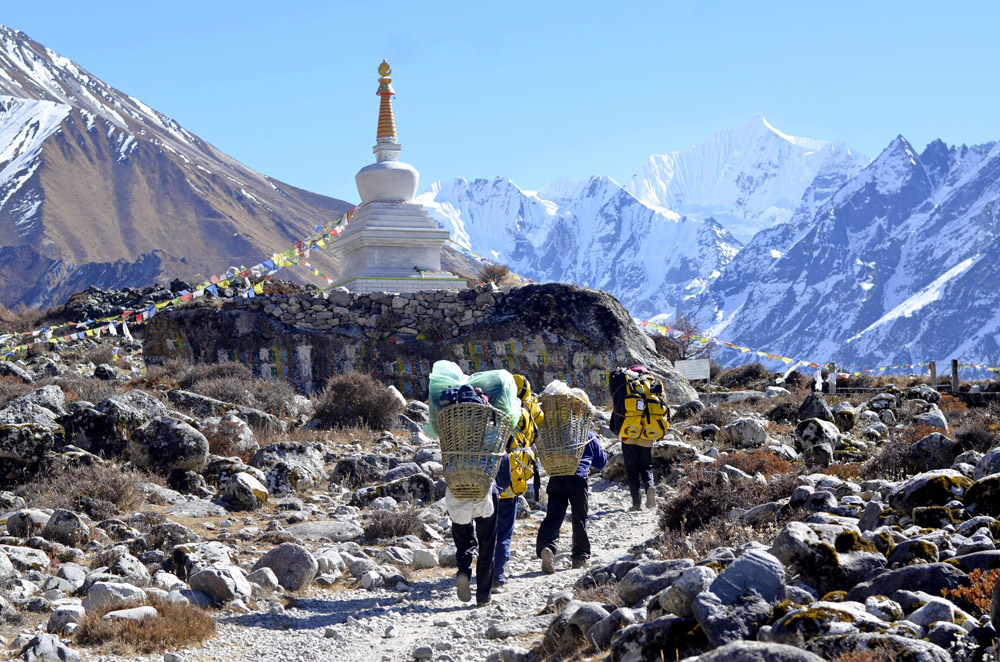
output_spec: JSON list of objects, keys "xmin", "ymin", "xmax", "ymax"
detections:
[{"xmin": 6, "ymin": 1, "xmax": 999, "ymax": 203}]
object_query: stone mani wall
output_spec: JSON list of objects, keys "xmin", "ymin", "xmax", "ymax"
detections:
[{"xmin": 145, "ymin": 283, "xmax": 697, "ymax": 406}]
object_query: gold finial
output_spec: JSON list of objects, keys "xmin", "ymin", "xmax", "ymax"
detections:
[{"xmin": 378, "ymin": 60, "xmax": 391, "ymax": 77}]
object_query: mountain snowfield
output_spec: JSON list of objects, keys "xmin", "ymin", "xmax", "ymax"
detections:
[
  {"xmin": 0, "ymin": 26, "xmax": 351, "ymax": 308},
  {"xmin": 421, "ymin": 120, "xmax": 1000, "ymax": 369}
]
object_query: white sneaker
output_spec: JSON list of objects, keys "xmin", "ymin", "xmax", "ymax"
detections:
[
  {"xmin": 645, "ymin": 486, "xmax": 656, "ymax": 510},
  {"xmin": 540, "ymin": 548, "xmax": 555, "ymax": 574}
]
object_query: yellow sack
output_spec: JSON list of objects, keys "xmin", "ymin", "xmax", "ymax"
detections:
[{"xmin": 501, "ymin": 446, "xmax": 535, "ymax": 498}]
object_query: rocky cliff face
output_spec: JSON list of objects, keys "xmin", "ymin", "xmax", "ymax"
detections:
[{"xmin": 143, "ymin": 282, "xmax": 698, "ymax": 405}]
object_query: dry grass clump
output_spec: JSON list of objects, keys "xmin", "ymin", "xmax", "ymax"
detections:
[
  {"xmin": 15, "ymin": 458, "xmax": 158, "ymax": 519},
  {"xmin": 658, "ymin": 516, "xmax": 793, "ymax": 561},
  {"xmin": 202, "ymin": 417, "xmax": 256, "ymax": 462},
  {"xmin": 825, "ymin": 463, "xmax": 866, "ymax": 480},
  {"xmin": 250, "ymin": 378, "xmax": 300, "ymax": 418},
  {"xmin": 903, "ymin": 422, "xmax": 945, "ymax": 445},
  {"xmin": 178, "ymin": 361, "xmax": 254, "ymax": 389},
  {"xmin": 129, "ymin": 358, "xmax": 193, "ymax": 391},
  {"xmin": 715, "ymin": 363, "xmax": 770, "ymax": 390},
  {"xmin": 942, "ymin": 567, "xmax": 998, "ymax": 617},
  {"xmin": 939, "ymin": 394, "xmax": 968, "ymax": 413},
  {"xmin": 313, "ymin": 372, "xmax": 403, "ymax": 430},
  {"xmin": 953, "ymin": 407, "xmax": 1000, "ymax": 454},
  {"xmin": 477, "ymin": 262, "xmax": 512, "ymax": 285},
  {"xmin": 363, "ymin": 508, "xmax": 423, "ymax": 542},
  {"xmin": 832, "ymin": 648, "xmax": 896, "ymax": 662},
  {"xmin": 74, "ymin": 596, "xmax": 215, "ymax": 654},
  {"xmin": 722, "ymin": 451, "xmax": 796, "ymax": 477},
  {"xmin": 0, "ymin": 376, "xmax": 34, "ymax": 407},
  {"xmin": 0, "ymin": 303, "xmax": 48, "ymax": 332},
  {"xmin": 858, "ymin": 440, "xmax": 910, "ymax": 482},
  {"xmin": 574, "ymin": 581, "xmax": 624, "ymax": 608},
  {"xmin": 39, "ymin": 374, "xmax": 118, "ymax": 404},
  {"xmin": 83, "ymin": 345, "xmax": 117, "ymax": 366},
  {"xmin": 659, "ymin": 462, "xmax": 801, "ymax": 533},
  {"xmin": 188, "ymin": 376, "xmax": 250, "ymax": 406}
]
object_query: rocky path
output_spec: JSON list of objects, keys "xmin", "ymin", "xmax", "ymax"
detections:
[{"xmin": 95, "ymin": 478, "xmax": 660, "ymax": 662}]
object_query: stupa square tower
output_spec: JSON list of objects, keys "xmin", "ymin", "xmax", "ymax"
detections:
[{"xmin": 329, "ymin": 61, "xmax": 465, "ymax": 293}]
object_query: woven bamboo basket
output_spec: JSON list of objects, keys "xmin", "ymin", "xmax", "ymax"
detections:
[
  {"xmin": 536, "ymin": 393, "xmax": 595, "ymax": 476},
  {"xmin": 436, "ymin": 402, "xmax": 513, "ymax": 499}
]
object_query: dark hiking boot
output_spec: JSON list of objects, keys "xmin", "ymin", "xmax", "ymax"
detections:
[
  {"xmin": 646, "ymin": 486, "xmax": 657, "ymax": 510},
  {"xmin": 456, "ymin": 572, "xmax": 471, "ymax": 602},
  {"xmin": 572, "ymin": 558, "xmax": 588, "ymax": 569}
]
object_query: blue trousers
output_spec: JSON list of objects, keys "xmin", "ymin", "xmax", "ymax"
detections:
[{"xmin": 493, "ymin": 497, "xmax": 518, "ymax": 585}]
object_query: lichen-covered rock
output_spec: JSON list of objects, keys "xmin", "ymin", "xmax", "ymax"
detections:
[
  {"xmin": 252, "ymin": 542, "xmax": 317, "ymax": 590},
  {"xmin": 904, "ymin": 433, "xmax": 956, "ymax": 474},
  {"xmin": 658, "ymin": 566, "xmax": 716, "ymax": 618},
  {"xmin": 0, "ymin": 544, "xmax": 50, "ymax": 573},
  {"xmin": 167, "ymin": 389, "xmax": 285, "ymax": 436},
  {"xmin": 693, "ymin": 591, "xmax": 772, "ymax": 647},
  {"xmin": 708, "ymin": 549, "xmax": 785, "ymax": 605},
  {"xmin": 608, "ymin": 615, "xmax": 708, "ymax": 662},
  {"xmin": 906, "ymin": 384, "xmax": 941, "ymax": 405},
  {"xmin": 201, "ymin": 415, "xmax": 259, "ymax": 458},
  {"xmin": 16, "ymin": 633, "xmax": 80, "ymax": 661},
  {"xmin": 769, "ymin": 522, "xmax": 884, "ymax": 596},
  {"xmin": 914, "ymin": 405, "xmax": 948, "ymax": 432},
  {"xmin": 844, "ymin": 562, "xmax": 966, "ymax": 602},
  {"xmin": 250, "ymin": 442, "xmax": 325, "ymax": 495},
  {"xmin": 886, "ymin": 469, "xmax": 971, "ymax": 516},
  {"xmin": 82, "ymin": 581, "xmax": 146, "ymax": 609},
  {"xmin": 964, "ymin": 473, "xmax": 1000, "ymax": 516},
  {"xmin": 350, "ymin": 473, "xmax": 436, "ymax": 508},
  {"xmin": 0, "ymin": 399, "xmax": 64, "ymax": 473},
  {"xmin": 6, "ymin": 509, "xmax": 51, "ymax": 537},
  {"xmin": 41, "ymin": 509, "xmax": 91, "ymax": 547},
  {"xmin": 684, "ymin": 640, "xmax": 825, "ymax": 662},
  {"xmin": 128, "ymin": 416, "xmax": 209, "ymax": 474},
  {"xmin": 12, "ymin": 385, "xmax": 67, "ymax": 417},
  {"xmin": 831, "ymin": 402, "xmax": 855, "ymax": 432},
  {"xmin": 170, "ymin": 541, "xmax": 240, "ymax": 579},
  {"xmin": 222, "ymin": 472, "xmax": 268, "ymax": 510},
  {"xmin": 766, "ymin": 601, "xmax": 889, "ymax": 644},
  {"xmin": 803, "ymin": 632, "xmax": 951, "ymax": 662},
  {"xmin": 794, "ymin": 419, "xmax": 841, "ymax": 453}
]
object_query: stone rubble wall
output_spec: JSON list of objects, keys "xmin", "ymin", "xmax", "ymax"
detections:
[{"xmin": 143, "ymin": 283, "xmax": 698, "ymax": 406}]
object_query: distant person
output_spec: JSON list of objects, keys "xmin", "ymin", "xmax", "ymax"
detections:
[
  {"xmin": 611, "ymin": 365, "xmax": 661, "ymax": 511},
  {"xmin": 536, "ymin": 430, "xmax": 607, "ymax": 572}
]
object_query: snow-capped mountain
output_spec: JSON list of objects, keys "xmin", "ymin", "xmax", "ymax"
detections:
[
  {"xmin": 627, "ymin": 115, "xmax": 870, "ymax": 243},
  {"xmin": 687, "ymin": 135, "xmax": 1000, "ymax": 368},
  {"xmin": 0, "ymin": 26, "xmax": 351, "ymax": 308},
  {"xmin": 417, "ymin": 176, "xmax": 741, "ymax": 318}
]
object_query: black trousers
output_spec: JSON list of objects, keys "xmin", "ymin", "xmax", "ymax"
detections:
[
  {"xmin": 452, "ymin": 492, "xmax": 498, "ymax": 601},
  {"xmin": 536, "ymin": 475, "xmax": 590, "ymax": 561},
  {"xmin": 622, "ymin": 442, "xmax": 654, "ymax": 502}
]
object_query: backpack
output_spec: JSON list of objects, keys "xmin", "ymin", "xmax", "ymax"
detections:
[
  {"xmin": 500, "ymin": 374, "xmax": 542, "ymax": 498},
  {"xmin": 609, "ymin": 366, "xmax": 669, "ymax": 442}
]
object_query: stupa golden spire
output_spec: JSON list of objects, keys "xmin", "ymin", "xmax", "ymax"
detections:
[{"xmin": 376, "ymin": 60, "xmax": 397, "ymax": 144}]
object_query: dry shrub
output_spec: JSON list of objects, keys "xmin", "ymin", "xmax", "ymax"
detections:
[
  {"xmin": 658, "ymin": 517, "xmax": 791, "ymax": 561},
  {"xmin": 189, "ymin": 376, "xmax": 251, "ymax": 406},
  {"xmin": 313, "ymin": 372, "xmax": 403, "ymax": 430},
  {"xmin": 825, "ymin": 463, "xmax": 865, "ymax": 480},
  {"xmin": 15, "ymin": 458, "xmax": 159, "ymax": 519},
  {"xmin": 715, "ymin": 363, "xmax": 770, "ymax": 390},
  {"xmin": 40, "ymin": 374, "xmax": 118, "ymax": 404},
  {"xmin": 0, "ymin": 303, "xmax": 47, "ymax": 332},
  {"xmin": 74, "ymin": 595, "xmax": 215, "ymax": 654},
  {"xmin": 83, "ymin": 345, "xmax": 116, "ymax": 366},
  {"xmin": 693, "ymin": 405, "xmax": 730, "ymax": 428},
  {"xmin": 659, "ymin": 462, "xmax": 802, "ymax": 533},
  {"xmin": 363, "ymin": 508, "xmax": 423, "ymax": 542},
  {"xmin": 477, "ymin": 262, "xmax": 511, "ymax": 285},
  {"xmin": 179, "ymin": 361, "xmax": 253, "ymax": 389},
  {"xmin": 722, "ymin": 451, "xmax": 795, "ymax": 477},
  {"xmin": 132, "ymin": 358, "xmax": 193, "ymax": 391},
  {"xmin": 859, "ymin": 440, "xmax": 909, "ymax": 481},
  {"xmin": 0, "ymin": 376, "xmax": 33, "ymax": 407},
  {"xmin": 939, "ymin": 394, "xmax": 968, "ymax": 413},
  {"xmin": 250, "ymin": 378, "xmax": 300, "ymax": 417},
  {"xmin": 942, "ymin": 568, "xmax": 998, "ymax": 617},
  {"xmin": 953, "ymin": 409, "xmax": 1000, "ymax": 455},
  {"xmin": 903, "ymin": 422, "xmax": 944, "ymax": 445},
  {"xmin": 833, "ymin": 648, "xmax": 896, "ymax": 662},
  {"xmin": 765, "ymin": 400, "xmax": 799, "ymax": 423},
  {"xmin": 202, "ymin": 418, "xmax": 256, "ymax": 462}
]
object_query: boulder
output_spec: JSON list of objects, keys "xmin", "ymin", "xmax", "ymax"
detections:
[
  {"xmin": 350, "ymin": 473, "xmax": 436, "ymax": 508},
  {"xmin": 16, "ymin": 633, "xmax": 80, "ymax": 662},
  {"xmin": 886, "ymin": 469, "xmax": 971, "ymax": 516},
  {"xmin": 797, "ymin": 393, "xmax": 834, "ymax": 423},
  {"xmin": 82, "ymin": 581, "xmax": 146, "ymax": 609},
  {"xmin": 0, "ymin": 362, "xmax": 32, "ymax": 384},
  {"xmin": 717, "ymin": 418, "xmax": 768, "ymax": 449},
  {"xmin": 222, "ymin": 472, "xmax": 269, "ymax": 510},
  {"xmin": 914, "ymin": 405, "xmax": 948, "ymax": 432},
  {"xmin": 905, "ymin": 433, "xmax": 956, "ymax": 474},
  {"xmin": 769, "ymin": 522, "xmax": 884, "ymax": 596},
  {"xmin": 793, "ymin": 418, "xmax": 841, "ymax": 453},
  {"xmin": 102, "ymin": 606, "xmax": 158, "ymax": 622},
  {"xmin": 250, "ymin": 442, "xmax": 325, "ymax": 495},
  {"xmin": 618, "ymin": 559, "xmax": 694, "ymax": 607},
  {"xmin": 12, "ymin": 386, "xmax": 67, "ymax": 416},
  {"xmin": 684, "ymin": 641, "xmax": 824, "ymax": 662},
  {"xmin": 845, "ymin": 562, "xmax": 966, "ymax": 602},
  {"xmin": 284, "ymin": 521, "xmax": 363, "ymax": 542},
  {"xmin": 0, "ymin": 400, "xmax": 64, "ymax": 472},
  {"xmin": 201, "ymin": 415, "xmax": 259, "ymax": 458},
  {"xmin": 41, "ymin": 509, "xmax": 91, "ymax": 547},
  {"xmin": 658, "ymin": 565, "xmax": 716, "ymax": 618},
  {"xmin": 693, "ymin": 590, "xmax": 772, "ymax": 646},
  {"xmin": 252, "ymin": 542, "xmax": 318, "ymax": 590},
  {"xmin": 708, "ymin": 549, "xmax": 785, "ymax": 605},
  {"xmin": 46, "ymin": 604, "xmax": 85, "ymax": 634},
  {"xmin": 831, "ymin": 402, "xmax": 855, "ymax": 432},
  {"xmin": 906, "ymin": 384, "xmax": 941, "ymax": 405},
  {"xmin": 128, "ymin": 417, "xmax": 209, "ymax": 474},
  {"xmin": 804, "ymin": 632, "xmax": 952, "ymax": 662},
  {"xmin": 0, "ymin": 544, "xmax": 50, "ymax": 573},
  {"xmin": 170, "ymin": 541, "xmax": 240, "ymax": 579},
  {"xmin": 608, "ymin": 615, "xmax": 708, "ymax": 662},
  {"xmin": 188, "ymin": 565, "xmax": 252, "ymax": 605},
  {"xmin": 767, "ymin": 600, "xmax": 888, "ymax": 644},
  {"xmin": 167, "ymin": 389, "xmax": 285, "ymax": 435}
]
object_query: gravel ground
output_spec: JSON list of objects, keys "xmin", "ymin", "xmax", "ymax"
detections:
[{"xmin": 89, "ymin": 478, "xmax": 661, "ymax": 662}]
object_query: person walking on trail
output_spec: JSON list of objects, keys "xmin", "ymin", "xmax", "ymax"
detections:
[
  {"xmin": 535, "ymin": 430, "xmax": 607, "ymax": 573},
  {"xmin": 450, "ymin": 453, "xmax": 511, "ymax": 607},
  {"xmin": 493, "ymin": 374, "xmax": 541, "ymax": 594},
  {"xmin": 614, "ymin": 365, "xmax": 660, "ymax": 512}
]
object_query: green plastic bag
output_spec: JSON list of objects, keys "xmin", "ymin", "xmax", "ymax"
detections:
[{"xmin": 424, "ymin": 360, "xmax": 521, "ymax": 438}]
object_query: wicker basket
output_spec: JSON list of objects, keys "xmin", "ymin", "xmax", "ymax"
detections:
[
  {"xmin": 536, "ymin": 393, "xmax": 595, "ymax": 476},
  {"xmin": 436, "ymin": 402, "xmax": 513, "ymax": 499}
]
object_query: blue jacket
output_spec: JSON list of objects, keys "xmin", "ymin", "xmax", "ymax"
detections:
[{"xmin": 575, "ymin": 432, "xmax": 608, "ymax": 478}]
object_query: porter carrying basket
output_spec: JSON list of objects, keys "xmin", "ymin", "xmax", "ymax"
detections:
[
  {"xmin": 436, "ymin": 402, "xmax": 513, "ymax": 499},
  {"xmin": 536, "ymin": 393, "xmax": 595, "ymax": 476}
]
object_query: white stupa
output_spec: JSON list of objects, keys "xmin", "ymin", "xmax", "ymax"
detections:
[{"xmin": 329, "ymin": 60, "xmax": 465, "ymax": 293}]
